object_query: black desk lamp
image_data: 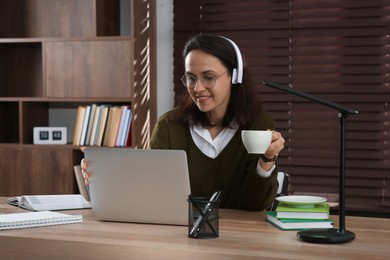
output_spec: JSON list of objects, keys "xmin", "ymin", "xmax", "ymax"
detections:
[{"xmin": 263, "ymin": 81, "xmax": 358, "ymax": 244}]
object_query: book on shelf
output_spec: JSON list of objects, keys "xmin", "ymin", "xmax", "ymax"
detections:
[
  {"xmin": 0, "ymin": 211, "xmax": 83, "ymax": 231},
  {"xmin": 6, "ymin": 194, "xmax": 91, "ymax": 211},
  {"xmin": 89, "ymin": 105, "xmax": 102, "ymax": 146},
  {"xmin": 265, "ymin": 211, "xmax": 333, "ymax": 230},
  {"xmin": 102, "ymin": 106, "xmax": 115, "ymax": 146},
  {"xmin": 96, "ymin": 105, "xmax": 110, "ymax": 146},
  {"xmin": 103, "ymin": 106, "xmax": 122, "ymax": 147},
  {"xmin": 115, "ymin": 105, "xmax": 130, "ymax": 146},
  {"xmin": 85, "ymin": 104, "xmax": 97, "ymax": 145},
  {"xmin": 120, "ymin": 108, "xmax": 132, "ymax": 146},
  {"xmin": 79, "ymin": 105, "xmax": 92, "ymax": 146},
  {"xmin": 276, "ymin": 202, "xmax": 330, "ymax": 220},
  {"xmin": 125, "ymin": 125, "xmax": 132, "ymax": 146},
  {"xmin": 73, "ymin": 106, "xmax": 86, "ymax": 146}
]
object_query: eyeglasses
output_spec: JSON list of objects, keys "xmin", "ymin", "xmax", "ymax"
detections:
[{"xmin": 181, "ymin": 71, "xmax": 228, "ymax": 89}]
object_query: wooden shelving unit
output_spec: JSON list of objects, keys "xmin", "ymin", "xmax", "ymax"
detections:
[{"xmin": 0, "ymin": 0, "xmax": 156, "ymax": 196}]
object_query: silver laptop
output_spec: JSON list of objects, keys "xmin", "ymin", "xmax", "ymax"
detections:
[{"xmin": 84, "ymin": 147, "xmax": 191, "ymax": 225}]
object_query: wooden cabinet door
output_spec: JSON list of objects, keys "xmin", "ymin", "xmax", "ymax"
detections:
[
  {"xmin": 44, "ymin": 40, "xmax": 133, "ymax": 98},
  {"xmin": 0, "ymin": 147, "xmax": 77, "ymax": 196}
]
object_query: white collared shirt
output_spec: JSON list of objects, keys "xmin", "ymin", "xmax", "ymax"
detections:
[{"xmin": 190, "ymin": 123, "xmax": 275, "ymax": 177}]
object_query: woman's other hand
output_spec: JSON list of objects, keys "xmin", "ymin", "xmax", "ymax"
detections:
[{"xmin": 81, "ymin": 158, "xmax": 90, "ymax": 186}]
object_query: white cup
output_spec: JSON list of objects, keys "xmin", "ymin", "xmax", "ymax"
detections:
[{"xmin": 241, "ymin": 130, "xmax": 272, "ymax": 154}]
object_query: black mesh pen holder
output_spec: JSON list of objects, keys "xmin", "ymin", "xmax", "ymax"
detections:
[{"xmin": 187, "ymin": 195, "xmax": 220, "ymax": 239}]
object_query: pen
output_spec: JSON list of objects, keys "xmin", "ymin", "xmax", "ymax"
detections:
[
  {"xmin": 190, "ymin": 191, "xmax": 221, "ymax": 237},
  {"xmin": 193, "ymin": 191, "xmax": 221, "ymax": 237}
]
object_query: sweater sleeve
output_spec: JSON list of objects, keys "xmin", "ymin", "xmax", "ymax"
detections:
[
  {"xmin": 237, "ymin": 109, "xmax": 279, "ymax": 210},
  {"xmin": 239, "ymin": 161, "xmax": 279, "ymax": 211}
]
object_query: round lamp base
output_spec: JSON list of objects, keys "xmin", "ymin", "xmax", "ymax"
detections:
[{"xmin": 297, "ymin": 228, "xmax": 355, "ymax": 244}]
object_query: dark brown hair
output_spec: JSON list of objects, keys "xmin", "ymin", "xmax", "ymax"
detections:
[{"xmin": 173, "ymin": 33, "xmax": 262, "ymax": 129}]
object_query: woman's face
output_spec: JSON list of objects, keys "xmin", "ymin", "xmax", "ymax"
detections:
[{"xmin": 184, "ymin": 49, "xmax": 231, "ymax": 121}]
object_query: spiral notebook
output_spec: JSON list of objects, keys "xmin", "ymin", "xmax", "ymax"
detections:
[{"xmin": 0, "ymin": 211, "xmax": 83, "ymax": 231}]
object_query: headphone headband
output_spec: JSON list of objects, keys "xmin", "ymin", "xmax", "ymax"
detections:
[{"xmin": 219, "ymin": 36, "xmax": 243, "ymax": 84}]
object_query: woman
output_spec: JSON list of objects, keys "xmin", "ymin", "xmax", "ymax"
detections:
[
  {"xmin": 83, "ymin": 33, "xmax": 284, "ymax": 211},
  {"xmin": 148, "ymin": 33, "xmax": 284, "ymax": 210}
]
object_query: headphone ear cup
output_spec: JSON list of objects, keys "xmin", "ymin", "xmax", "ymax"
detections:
[
  {"xmin": 231, "ymin": 68, "xmax": 238, "ymax": 84},
  {"xmin": 219, "ymin": 36, "xmax": 243, "ymax": 84}
]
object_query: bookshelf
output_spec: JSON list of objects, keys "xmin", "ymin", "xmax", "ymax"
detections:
[{"xmin": 0, "ymin": 0, "xmax": 156, "ymax": 196}]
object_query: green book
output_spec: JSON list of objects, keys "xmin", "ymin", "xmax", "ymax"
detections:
[
  {"xmin": 266, "ymin": 211, "xmax": 333, "ymax": 230},
  {"xmin": 275, "ymin": 202, "xmax": 330, "ymax": 220}
]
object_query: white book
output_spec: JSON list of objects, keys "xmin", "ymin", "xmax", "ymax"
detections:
[
  {"xmin": 120, "ymin": 108, "xmax": 132, "ymax": 146},
  {"xmin": 115, "ymin": 105, "xmax": 130, "ymax": 146},
  {"xmin": 0, "ymin": 211, "xmax": 83, "ymax": 231},
  {"xmin": 6, "ymin": 194, "xmax": 91, "ymax": 211},
  {"xmin": 79, "ymin": 105, "xmax": 91, "ymax": 146}
]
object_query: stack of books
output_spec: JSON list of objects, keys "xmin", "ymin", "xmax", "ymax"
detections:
[
  {"xmin": 266, "ymin": 202, "xmax": 333, "ymax": 230},
  {"xmin": 73, "ymin": 104, "xmax": 132, "ymax": 147}
]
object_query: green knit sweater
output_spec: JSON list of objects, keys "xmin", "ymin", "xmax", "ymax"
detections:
[{"xmin": 150, "ymin": 109, "xmax": 279, "ymax": 211}]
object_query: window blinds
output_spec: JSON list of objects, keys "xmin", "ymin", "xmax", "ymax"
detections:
[{"xmin": 173, "ymin": 0, "xmax": 390, "ymax": 216}]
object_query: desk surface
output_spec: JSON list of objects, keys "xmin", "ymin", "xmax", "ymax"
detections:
[{"xmin": 0, "ymin": 197, "xmax": 389, "ymax": 260}]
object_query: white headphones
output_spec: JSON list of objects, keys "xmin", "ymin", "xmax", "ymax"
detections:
[{"xmin": 219, "ymin": 36, "xmax": 243, "ymax": 84}]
